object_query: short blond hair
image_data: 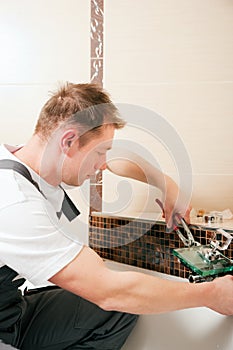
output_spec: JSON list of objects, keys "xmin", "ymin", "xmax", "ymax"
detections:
[{"xmin": 34, "ymin": 82, "xmax": 125, "ymax": 144}]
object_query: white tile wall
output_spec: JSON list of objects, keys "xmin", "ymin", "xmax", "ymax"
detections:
[
  {"xmin": 105, "ymin": 0, "xmax": 233, "ymax": 84},
  {"xmin": 0, "ymin": 0, "xmax": 90, "ymax": 84},
  {"xmin": 0, "ymin": 0, "xmax": 90, "ymax": 141},
  {"xmin": 104, "ymin": 0, "xmax": 233, "ymax": 213},
  {"xmin": 1, "ymin": 0, "xmax": 232, "ymax": 216}
]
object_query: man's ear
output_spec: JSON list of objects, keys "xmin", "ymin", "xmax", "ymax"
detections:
[{"xmin": 60, "ymin": 129, "xmax": 79, "ymax": 154}]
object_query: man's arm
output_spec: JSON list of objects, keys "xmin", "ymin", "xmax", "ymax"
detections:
[
  {"xmin": 106, "ymin": 155, "xmax": 191, "ymax": 227},
  {"xmin": 50, "ymin": 246, "xmax": 233, "ymax": 316}
]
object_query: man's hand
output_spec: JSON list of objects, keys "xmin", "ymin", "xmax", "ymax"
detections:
[{"xmin": 162, "ymin": 175, "xmax": 191, "ymax": 230}]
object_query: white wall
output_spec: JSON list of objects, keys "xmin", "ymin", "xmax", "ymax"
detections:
[
  {"xmin": 103, "ymin": 0, "xmax": 233, "ymax": 215},
  {"xmin": 0, "ymin": 0, "xmax": 90, "ymax": 242},
  {"xmin": 1, "ymin": 0, "xmax": 232, "ymax": 219}
]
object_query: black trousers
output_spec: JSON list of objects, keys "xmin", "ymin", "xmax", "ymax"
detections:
[{"xmin": 11, "ymin": 288, "xmax": 138, "ymax": 350}]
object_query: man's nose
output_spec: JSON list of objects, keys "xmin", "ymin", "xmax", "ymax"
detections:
[
  {"xmin": 94, "ymin": 159, "xmax": 107, "ymax": 172},
  {"xmin": 99, "ymin": 162, "xmax": 107, "ymax": 171},
  {"xmin": 95, "ymin": 153, "xmax": 107, "ymax": 171}
]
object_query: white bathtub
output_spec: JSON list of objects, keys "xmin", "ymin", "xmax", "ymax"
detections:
[{"xmin": 105, "ymin": 260, "xmax": 233, "ymax": 350}]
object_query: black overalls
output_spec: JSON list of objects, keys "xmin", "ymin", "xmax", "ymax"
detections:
[
  {"xmin": 0, "ymin": 265, "xmax": 26, "ymax": 346},
  {"xmin": 0, "ymin": 160, "xmax": 138, "ymax": 350}
]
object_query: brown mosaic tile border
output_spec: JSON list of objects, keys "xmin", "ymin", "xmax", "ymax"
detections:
[
  {"xmin": 90, "ymin": 0, "xmax": 104, "ymax": 84},
  {"xmin": 89, "ymin": 214, "xmax": 233, "ymax": 279},
  {"xmin": 90, "ymin": 0, "xmax": 104, "ymax": 213}
]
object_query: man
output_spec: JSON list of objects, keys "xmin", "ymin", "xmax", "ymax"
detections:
[{"xmin": 0, "ymin": 83, "xmax": 232, "ymax": 350}]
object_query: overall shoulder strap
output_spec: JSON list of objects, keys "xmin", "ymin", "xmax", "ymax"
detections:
[
  {"xmin": 0, "ymin": 159, "xmax": 80, "ymax": 221},
  {"xmin": 0, "ymin": 159, "xmax": 42, "ymax": 193}
]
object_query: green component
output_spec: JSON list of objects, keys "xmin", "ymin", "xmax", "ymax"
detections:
[{"xmin": 173, "ymin": 245, "xmax": 233, "ymax": 277}]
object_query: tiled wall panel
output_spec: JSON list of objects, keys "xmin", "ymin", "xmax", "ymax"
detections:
[{"xmin": 90, "ymin": 214, "xmax": 233, "ymax": 279}]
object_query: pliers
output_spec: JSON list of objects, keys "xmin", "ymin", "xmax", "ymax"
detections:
[
  {"xmin": 156, "ymin": 198, "xmax": 200, "ymax": 247},
  {"xmin": 174, "ymin": 216, "xmax": 200, "ymax": 247}
]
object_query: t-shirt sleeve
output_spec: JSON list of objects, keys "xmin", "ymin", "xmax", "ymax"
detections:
[{"xmin": 0, "ymin": 198, "xmax": 84, "ymax": 286}]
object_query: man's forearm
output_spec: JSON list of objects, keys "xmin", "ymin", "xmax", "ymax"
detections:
[
  {"xmin": 99, "ymin": 270, "xmax": 209, "ymax": 314},
  {"xmin": 50, "ymin": 246, "xmax": 233, "ymax": 316},
  {"xmin": 107, "ymin": 156, "xmax": 172, "ymax": 192},
  {"xmin": 107, "ymin": 156, "xmax": 191, "ymax": 224}
]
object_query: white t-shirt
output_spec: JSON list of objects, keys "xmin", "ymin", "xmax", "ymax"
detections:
[{"xmin": 0, "ymin": 144, "xmax": 83, "ymax": 286}]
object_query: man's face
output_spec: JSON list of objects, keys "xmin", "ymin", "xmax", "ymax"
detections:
[{"xmin": 62, "ymin": 125, "xmax": 115, "ymax": 186}]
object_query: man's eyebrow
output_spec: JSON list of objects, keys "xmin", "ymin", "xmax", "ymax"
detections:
[
  {"xmin": 97, "ymin": 143, "xmax": 112, "ymax": 151},
  {"xmin": 99, "ymin": 146, "xmax": 112, "ymax": 151}
]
